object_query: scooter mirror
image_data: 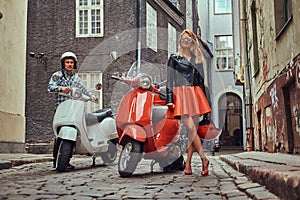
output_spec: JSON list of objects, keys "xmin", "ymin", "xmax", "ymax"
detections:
[{"xmin": 95, "ymin": 83, "xmax": 102, "ymax": 90}]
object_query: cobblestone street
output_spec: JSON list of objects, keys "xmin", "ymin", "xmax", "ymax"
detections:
[{"xmin": 0, "ymin": 153, "xmax": 279, "ymax": 199}]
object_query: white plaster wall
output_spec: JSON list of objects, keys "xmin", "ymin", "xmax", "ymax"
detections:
[{"xmin": 0, "ymin": 0, "xmax": 27, "ymax": 143}]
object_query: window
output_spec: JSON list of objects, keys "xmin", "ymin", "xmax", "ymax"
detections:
[
  {"xmin": 251, "ymin": 2, "xmax": 259, "ymax": 76},
  {"xmin": 78, "ymin": 72, "xmax": 102, "ymax": 112},
  {"xmin": 274, "ymin": 0, "xmax": 292, "ymax": 38},
  {"xmin": 169, "ymin": 0, "xmax": 179, "ymax": 8},
  {"xmin": 146, "ymin": 3, "xmax": 157, "ymax": 52},
  {"xmin": 186, "ymin": 0, "xmax": 193, "ymax": 30},
  {"xmin": 76, "ymin": 0, "xmax": 104, "ymax": 37},
  {"xmin": 215, "ymin": 35, "xmax": 233, "ymax": 70},
  {"xmin": 168, "ymin": 23, "xmax": 177, "ymax": 57},
  {"xmin": 214, "ymin": 0, "xmax": 232, "ymax": 14}
]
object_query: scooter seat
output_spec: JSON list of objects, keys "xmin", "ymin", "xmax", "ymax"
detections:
[{"xmin": 85, "ymin": 108, "xmax": 112, "ymax": 126}]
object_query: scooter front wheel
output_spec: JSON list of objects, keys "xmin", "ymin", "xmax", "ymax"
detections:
[
  {"xmin": 56, "ymin": 140, "xmax": 74, "ymax": 172},
  {"xmin": 118, "ymin": 138, "xmax": 142, "ymax": 177}
]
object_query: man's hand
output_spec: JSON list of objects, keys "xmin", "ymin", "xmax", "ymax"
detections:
[
  {"xmin": 92, "ymin": 96, "xmax": 99, "ymax": 102},
  {"xmin": 61, "ymin": 87, "xmax": 71, "ymax": 94}
]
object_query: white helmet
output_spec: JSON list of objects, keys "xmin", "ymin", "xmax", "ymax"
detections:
[
  {"xmin": 61, "ymin": 51, "xmax": 77, "ymax": 61},
  {"xmin": 61, "ymin": 51, "xmax": 77, "ymax": 69}
]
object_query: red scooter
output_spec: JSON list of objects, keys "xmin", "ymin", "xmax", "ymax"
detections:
[{"xmin": 112, "ymin": 62, "xmax": 221, "ymax": 177}]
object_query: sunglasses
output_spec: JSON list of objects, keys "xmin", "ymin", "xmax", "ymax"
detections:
[{"xmin": 180, "ymin": 37, "xmax": 193, "ymax": 42}]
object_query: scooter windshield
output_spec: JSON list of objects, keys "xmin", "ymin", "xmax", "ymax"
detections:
[{"xmin": 126, "ymin": 61, "xmax": 166, "ymax": 85}]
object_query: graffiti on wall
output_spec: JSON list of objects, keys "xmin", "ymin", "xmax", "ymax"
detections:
[
  {"xmin": 265, "ymin": 106, "xmax": 277, "ymax": 149},
  {"xmin": 270, "ymin": 84, "xmax": 278, "ymax": 109},
  {"xmin": 294, "ymin": 104, "xmax": 300, "ymax": 134}
]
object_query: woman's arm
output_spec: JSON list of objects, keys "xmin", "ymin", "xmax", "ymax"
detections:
[{"xmin": 166, "ymin": 55, "xmax": 176, "ymax": 104}]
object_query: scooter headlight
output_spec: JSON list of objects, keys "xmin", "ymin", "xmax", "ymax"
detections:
[
  {"xmin": 71, "ymin": 88, "xmax": 82, "ymax": 99},
  {"xmin": 138, "ymin": 73, "xmax": 152, "ymax": 89}
]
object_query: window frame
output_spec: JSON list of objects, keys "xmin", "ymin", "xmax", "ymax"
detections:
[
  {"xmin": 76, "ymin": 0, "xmax": 104, "ymax": 38},
  {"xmin": 274, "ymin": 0, "xmax": 293, "ymax": 40},
  {"xmin": 215, "ymin": 35, "xmax": 234, "ymax": 71},
  {"xmin": 214, "ymin": 0, "xmax": 232, "ymax": 15},
  {"xmin": 146, "ymin": 2, "xmax": 158, "ymax": 52},
  {"xmin": 186, "ymin": 0, "xmax": 193, "ymax": 30},
  {"xmin": 168, "ymin": 23, "xmax": 177, "ymax": 58}
]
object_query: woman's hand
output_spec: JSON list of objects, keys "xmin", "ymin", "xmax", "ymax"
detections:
[{"xmin": 167, "ymin": 103, "xmax": 175, "ymax": 110}]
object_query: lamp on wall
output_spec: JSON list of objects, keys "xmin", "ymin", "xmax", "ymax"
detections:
[{"xmin": 29, "ymin": 52, "xmax": 47, "ymax": 66}]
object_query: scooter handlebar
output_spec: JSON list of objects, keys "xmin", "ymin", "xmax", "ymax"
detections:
[{"xmin": 111, "ymin": 75, "xmax": 122, "ymax": 80}]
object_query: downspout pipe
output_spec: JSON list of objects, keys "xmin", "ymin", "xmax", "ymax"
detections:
[{"xmin": 136, "ymin": 0, "xmax": 142, "ymax": 74}]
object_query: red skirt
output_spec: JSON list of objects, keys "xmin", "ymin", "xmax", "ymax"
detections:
[{"xmin": 173, "ymin": 86, "xmax": 211, "ymax": 117}]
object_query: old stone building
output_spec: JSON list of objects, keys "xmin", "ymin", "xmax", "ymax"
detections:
[
  {"xmin": 26, "ymin": 0, "xmax": 205, "ymax": 145},
  {"xmin": 238, "ymin": 0, "xmax": 300, "ymax": 153}
]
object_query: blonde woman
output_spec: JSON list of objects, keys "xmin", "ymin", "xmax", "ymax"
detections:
[{"xmin": 166, "ymin": 30, "xmax": 211, "ymax": 176}]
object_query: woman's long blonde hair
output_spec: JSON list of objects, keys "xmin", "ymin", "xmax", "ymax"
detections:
[{"xmin": 178, "ymin": 29, "xmax": 203, "ymax": 64}]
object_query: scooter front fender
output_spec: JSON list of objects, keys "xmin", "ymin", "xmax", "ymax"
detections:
[
  {"xmin": 58, "ymin": 126, "xmax": 77, "ymax": 141},
  {"xmin": 120, "ymin": 125, "xmax": 146, "ymax": 145}
]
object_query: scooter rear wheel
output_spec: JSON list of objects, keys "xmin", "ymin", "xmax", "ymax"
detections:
[
  {"xmin": 100, "ymin": 139, "xmax": 118, "ymax": 164},
  {"xmin": 118, "ymin": 138, "xmax": 142, "ymax": 177}
]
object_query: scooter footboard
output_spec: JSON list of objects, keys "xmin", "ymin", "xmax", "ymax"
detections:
[{"xmin": 58, "ymin": 126, "xmax": 77, "ymax": 141}]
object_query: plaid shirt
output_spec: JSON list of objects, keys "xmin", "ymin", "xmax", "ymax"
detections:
[{"xmin": 48, "ymin": 70, "xmax": 93, "ymax": 107}]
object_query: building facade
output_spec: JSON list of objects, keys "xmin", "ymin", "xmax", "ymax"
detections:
[
  {"xmin": 198, "ymin": 0, "xmax": 245, "ymax": 150},
  {"xmin": 0, "ymin": 0, "xmax": 28, "ymax": 152},
  {"xmin": 239, "ymin": 0, "xmax": 300, "ymax": 153}
]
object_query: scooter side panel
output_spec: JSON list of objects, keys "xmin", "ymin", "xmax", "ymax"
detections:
[
  {"xmin": 154, "ymin": 118, "xmax": 180, "ymax": 149},
  {"xmin": 98, "ymin": 117, "xmax": 118, "ymax": 140}
]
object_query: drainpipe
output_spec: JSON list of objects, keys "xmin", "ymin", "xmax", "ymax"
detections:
[
  {"xmin": 240, "ymin": 0, "xmax": 254, "ymax": 151},
  {"xmin": 136, "ymin": 0, "xmax": 142, "ymax": 74}
]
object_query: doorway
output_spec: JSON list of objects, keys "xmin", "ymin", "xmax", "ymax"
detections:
[{"xmin": 218, "ymin": 93, "xmax": 243, "ymax": 149}]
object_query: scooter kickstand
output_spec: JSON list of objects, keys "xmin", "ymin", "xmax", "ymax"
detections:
[
  {"xmin": 150, "ymin": 160, "xmax": 156, "ymax": 173},
  {"xmin": 92, "ymin": 156, "xmax": 96, "ymax": 167}
]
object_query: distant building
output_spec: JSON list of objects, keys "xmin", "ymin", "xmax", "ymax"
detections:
[
  {"xmin": 238, "ymin": 0, "xmax": 300, "ymax": 153},
  {"xmin": 198, "ymin": 0, "xmax": 245, "ymax": 150}
]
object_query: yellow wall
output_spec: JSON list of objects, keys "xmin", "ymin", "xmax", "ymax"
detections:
[{"xmin": 0, "ymin": 0, "xmax": 27, "ymax": 151}]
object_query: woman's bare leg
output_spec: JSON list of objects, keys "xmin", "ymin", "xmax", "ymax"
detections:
[{"xmin": 182, "ymin": 115, "xmax": 209, "ymax": 174}]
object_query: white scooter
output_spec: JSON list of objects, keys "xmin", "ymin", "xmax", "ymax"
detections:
[{"xmin": 52, "ymin": 87, "xmax": 119, "ymax": 172}]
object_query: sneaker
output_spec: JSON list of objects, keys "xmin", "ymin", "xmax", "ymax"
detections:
[
  {"xmin": 51, "ymin": 162, "xmax": 56, "ymax": 171},
  {"xmin": 66, "ymin": 164, "xmax": 75, "ymax": 170}
]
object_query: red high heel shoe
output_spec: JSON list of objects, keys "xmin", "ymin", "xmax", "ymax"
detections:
[
  {"xmin": 201, "ymin": 159, "xmax": 209, "ymax": 176},
  {"xmin": 184, "ymin": 167, "xmax": 192, "ymax": 175}
]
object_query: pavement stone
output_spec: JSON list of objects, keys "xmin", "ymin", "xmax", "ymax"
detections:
[{"xmin": 1, "ymin": 150, "xmax": 298, "ymax": 199}]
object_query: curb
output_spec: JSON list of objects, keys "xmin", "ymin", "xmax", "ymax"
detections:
[
  {"xmin": 220, "ymin": 154, "xmax": 300, "ymax": 200},
  {"xmin": 0, "ymin": 155, "xmax": 53, "ymax": 170}
]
